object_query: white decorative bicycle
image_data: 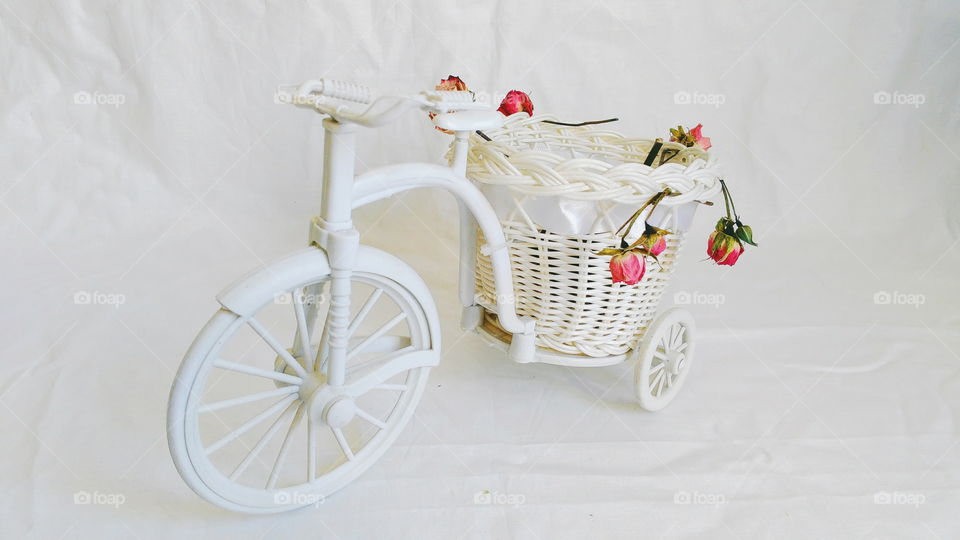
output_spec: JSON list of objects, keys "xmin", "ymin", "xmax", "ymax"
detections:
[{"xmin": 167, "ymin": 79, "xmax": 720, "ymax": 513}]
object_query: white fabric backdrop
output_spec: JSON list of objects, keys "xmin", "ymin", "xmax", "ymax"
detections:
[{"xmin": 2, "ymin": 0, "xmax": 959, "ymax": 538}]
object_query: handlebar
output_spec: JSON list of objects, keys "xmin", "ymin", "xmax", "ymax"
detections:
[{"xmin": 277, "ymin": 78, "xmax": 490, "ymax": 128}]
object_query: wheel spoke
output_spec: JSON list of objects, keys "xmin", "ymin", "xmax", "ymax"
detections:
[
  {"xmin": 247, "ymin": 317, "xmax": 309, "ymax": 379},
  {"xmin": 650, "ymin": 370, "xmax": 664, "ymax": 395},
  {"xmin": 676, "ymin": 342, "xmax": 688, "ymax": 352},
  {"xmin": 649, "ymin": 362, "xmax": 665, "ymax": 375},
  {"xmin": 307, "ymin": 420, "xmax": 317, "ymax": 482},
  {"xmin": 213, "ymin": 359, "xmax": 303, "ymax": 385},
  {"xmin": 666, "ymin": 373, "xmax": 674, "ymax": 389},
  {"xmin": 200, "ymin": 385, "xmax": 299, "ymax": 413},
  {"xmin": 656, "ymin": 369, "xmax": 669, "ymax": 396},
  {"xmin": 347, "ymin": 313, "xmax": 408, "ymax": 360},
  {"xmin": 355, "ymin": 407, "xmax": 387, "ymax": 429},
  {"xmin": 206, "ymin": 394, "xmax": 298, "ymax": 456},
  {"xmin": 653, "ymin": 349, "xmax": 667, "ymax": 361},
  {"xmin": 230, "ymin": 400, "xmax": 299, "ymax": 481},
  {"xmin": 672, "ymin": 325, "xmax": 685, "ymax": 348},
  {"xmin": 331, "ymin": 427, "xmax": 355, "ymax": 461},
  {"xmin": 293, "ymin": 287, "xmax": 312, "ymax": 361},
  {"xmin": 267, "ymin": 404, "xmax": 305, "ymax": 490},
  {"xmin": 347, "ymin": 288, "xmax": 384, "ymax": 339}
]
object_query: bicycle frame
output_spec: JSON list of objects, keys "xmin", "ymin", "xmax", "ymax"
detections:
[{"xmin": 308, "ymin": 117, "xmax": 537, "ymax": 383}]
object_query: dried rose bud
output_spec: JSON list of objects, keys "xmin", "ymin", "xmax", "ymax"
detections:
[
  {"xmin": 497, "ymin": 90, "xmax": 534, "ymax": 116},
  {"xmin": 689, "ymin": 123, "xmax": 712, "ymax": 150},
  {"xmin": 608, "ymin": 250, "xmax": 647, "ymax": 285},
  {"xmin": 707, "ymin": 221, "xmax": 744, "ymax": 266},
  {"xmin": 650, "ymin": 235, "xmax": 667, "ymax": 256},
  {"xmin": 436, "ymin": 75, "xmax": 468, "ymax": 91},
  {"xmin": 637, "ymin": 222, "xmax": 670, "ymax": 256}
]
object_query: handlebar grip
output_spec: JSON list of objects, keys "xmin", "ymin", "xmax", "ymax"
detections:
[{"xmin": 297, "ymin": 79, "xmax": 372, "ymax": 105}]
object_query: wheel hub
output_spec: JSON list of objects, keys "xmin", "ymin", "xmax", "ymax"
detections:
[{"xmin": 304, "ymin": 381, "xmax": 356, "ymax": 427}]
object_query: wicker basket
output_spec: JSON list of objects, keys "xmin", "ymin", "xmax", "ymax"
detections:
[{"xmin": 467, "ymin": 114, "xmax": 721, "ymax": 358}]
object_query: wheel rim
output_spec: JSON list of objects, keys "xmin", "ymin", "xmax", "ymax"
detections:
[
  {"xmin": 174, "ymin": 271, "xmax": 434, "ymax": 511},
  {"xmin": 634, "ymin": 309, "xmax": 695, "ymax": 411}
]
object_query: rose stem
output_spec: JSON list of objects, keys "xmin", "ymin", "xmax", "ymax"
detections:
[{"xmin": 541, "ymin": 118, "xmax": 619, "ymax": 127}]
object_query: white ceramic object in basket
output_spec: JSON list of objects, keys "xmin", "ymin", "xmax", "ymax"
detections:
[{"xmin": 166, "ymin": 80, "xmax": 720, "ymax": 514}]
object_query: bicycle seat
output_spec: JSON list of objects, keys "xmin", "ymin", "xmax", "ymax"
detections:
[{"xmin": 433, "ymin": 110, "xmax": 505, "ymax": 132}]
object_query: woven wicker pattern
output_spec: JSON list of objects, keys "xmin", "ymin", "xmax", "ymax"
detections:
[
  {"xmin": 467, "ymin": 114, "xmax": 722, "ymax": 205},
  {"xmin": 475, "ymin": 224, "xmax": 686, "ymax": 357},
  {"xmin": 467, "ymin": 115, "xmax": 719, "ymax": 358}
]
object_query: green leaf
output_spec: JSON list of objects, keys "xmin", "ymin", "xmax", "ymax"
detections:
[{"xmin": 736, "ymin": 225, "xmax": 758, "ymax": 246}]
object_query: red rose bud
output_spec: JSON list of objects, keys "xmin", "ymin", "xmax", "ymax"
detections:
[
  {"xmin": 707, "ymin": 229, "xmax": 744, "ymax": 266},
  {"xmin": 498, "ymin": 90, "xmax": 534, "ymax": 116},
  {"xmin": 436, "ymin": 75, "xmax": 468, "ymax": 91},
  {"xmin": 609, "ymin": 250, "xmax": 646, "ymax": 285}
]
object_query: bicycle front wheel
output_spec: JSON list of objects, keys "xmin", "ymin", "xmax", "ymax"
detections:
[{"xmin": 168, "ymin": 247, "xmax": 439, "ymax": 513}]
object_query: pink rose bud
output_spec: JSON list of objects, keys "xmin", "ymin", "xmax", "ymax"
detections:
[
  {"xmin": 689, "ymin": 123, "xmax": 712, "ymax": 151},
  {"xmin": 498, "ymin": 90, "xmax": 534, "ymax": 116},
  {"xmin": 650, "ymin": 235, "xmax": 667, "ymax": 256},
  {"xmin": 436, "ymin": 75, "xmax": 468, "ymax": 91},
  {"xmin": 707, "ymin": 230, "xmax": 744, "ymax": 266},
  {"xmin": 609, "ymin": 250, "xmax": 646, "ymax": 285}
]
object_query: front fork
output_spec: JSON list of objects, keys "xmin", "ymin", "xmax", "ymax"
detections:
[{"xmin": 298, "ymin": 118, "xmax": 362, "ymax": 388}]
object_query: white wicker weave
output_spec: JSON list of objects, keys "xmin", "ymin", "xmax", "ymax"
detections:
[{"xmin": 468, "ymin": 114, "xmax": 721, "ymax": 358}]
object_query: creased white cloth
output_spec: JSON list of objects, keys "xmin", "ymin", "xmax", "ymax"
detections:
[{"xmin": 1, "ymin": 1, "xmax": 959, "ymax": 539}]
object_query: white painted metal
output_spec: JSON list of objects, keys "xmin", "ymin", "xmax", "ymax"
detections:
[{"xmin": 169, "ymin": 78, "xmax": 707, "ymax": 514}]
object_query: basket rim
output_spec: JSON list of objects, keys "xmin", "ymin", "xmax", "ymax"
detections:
[{"xmin": 466, "ymin": 113, "xmax": 722, "ymax": 205}]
